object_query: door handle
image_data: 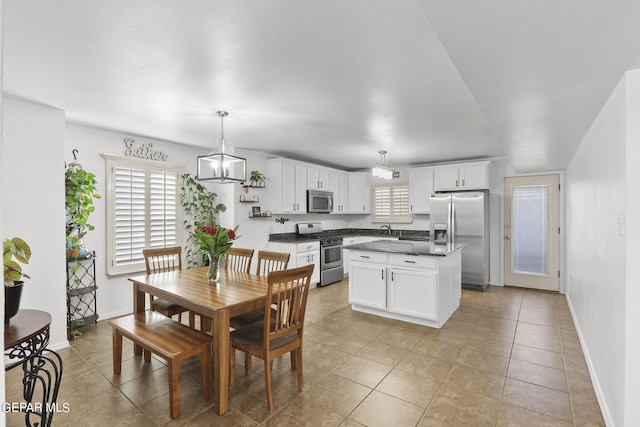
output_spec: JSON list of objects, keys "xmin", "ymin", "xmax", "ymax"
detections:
[{"xmin": 505, "ymin": 235, "xmax": 511, "ymax": 240}]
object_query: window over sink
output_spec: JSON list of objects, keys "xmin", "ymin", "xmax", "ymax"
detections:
[{"xmin": 372, "ymin": 183, "xmax": 412, "ymax": 224}]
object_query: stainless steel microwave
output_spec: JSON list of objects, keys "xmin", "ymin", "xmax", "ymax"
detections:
[{"xmin": 307, "ymin": 190, "xmax": 333, "ymax": 213}]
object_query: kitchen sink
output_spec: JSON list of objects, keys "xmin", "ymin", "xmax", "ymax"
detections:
[{"xmin": 369, "ymin": 240, "xmax": 418, "ymax": 252}]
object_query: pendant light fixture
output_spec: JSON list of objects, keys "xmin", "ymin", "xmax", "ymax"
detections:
[
  {"xmin": 371, "ymin": 150, "xmax": 398, "ymax": 180},
  {"xmin": 197, "ymin": 111, "xmax": 247, "ymax": 183}
]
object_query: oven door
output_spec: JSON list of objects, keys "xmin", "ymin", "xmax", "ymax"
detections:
[{"xmin": 321, "ymin": 244, "xmax": 343, "ymax": 270}]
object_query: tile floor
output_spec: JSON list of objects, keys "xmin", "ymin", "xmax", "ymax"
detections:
[{"xmin": 5, "ymin": 281, "xmax": 606, "ymax": 426}]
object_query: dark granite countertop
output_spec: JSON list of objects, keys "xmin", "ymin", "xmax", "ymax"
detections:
[
  {"xmin": 343, "ymin": 240, "xmax": 466, "ymax": 257},
  {"xmin": 268, "ymin": 228, "xmax": 429, "ymax": 243}
]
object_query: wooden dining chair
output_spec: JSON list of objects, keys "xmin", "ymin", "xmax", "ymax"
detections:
[
  {"xmin": 230, "ymin": 250, "xmax": 291, "ymax": 372},
  {"xmin": 143, "ymin": 247, "xmax": 194, "ymax": 328},
  {"xmin": 229, "ymin": 264, "xmax": 314, "ymax": 412},
  {"xmin": 255, "ymin": 250, "xmax": 290, "ymax": 277},
  {"xmin": 224, "ymin": 247, "xmax": 254, "ymax": 273},
  {"xmin": 231, "ymin": 251, "xmax": 290, "ymax": 329}
]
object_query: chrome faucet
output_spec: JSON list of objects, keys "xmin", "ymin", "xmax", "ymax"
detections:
[{"xmin": 380, "ymin": 224, "xmax": 392, "ymax": 235}]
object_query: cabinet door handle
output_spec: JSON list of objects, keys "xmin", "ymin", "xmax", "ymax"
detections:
[
  {"xmin": 381, "ymin": 269, "xmax": 384, "ymax": 280},
  {"xmin": 360, "ymin": 255, "xmax": 370, "ymax": 259},
  {"xmin": 404, "ymin": 260, "xmax": 416, "ymax": 264},
  {"xmin": 391, "ymin": 271, "xmax": 394, "ymax": 281},
  {"xmin": 462, "ymin": 179, "xmax": 465, "ymax": 187},
  {"xmin": 456, "ymin": 179, "xmax": 459, "ymax": 187}
]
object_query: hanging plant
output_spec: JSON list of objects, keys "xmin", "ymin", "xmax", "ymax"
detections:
[
  {"xmin": 65, "ymin": 153, "xmax": 101, "ymax": 257},
  {"xmin": 180, "ymin": 173, "xmax": 226, "ymax": 268}
]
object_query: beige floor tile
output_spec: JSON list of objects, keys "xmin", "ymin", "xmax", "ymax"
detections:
[
  {"xmin": 502, "ymin": 378, "xmax": 572, "ymax": 422},
  {"xmin": 454, "ymin": 347, "xmax": 510, "ymax": 376},
  {"xmin": 349, "ymin": 390, "xmax": 425, "ymax": 427},
  {"xmin": 412, "ymin": 334, "xmax": 462, "ymax": 361},
  {"xmin": 514, "ymin": 330, "xmax": 562, "ymax": 353},
  {"xmin": 571, "ymin": 394, "xmax": 606, "ymax": 426},
  {"xmin": 424, "ymin": 381, "xmax": 501, "ymax": 427},
  {"xmin": 357, "ymin": 340, "xmax": 411, "ymax": 367},
  {"xmin": 511, "ymin": 343, "xmax": 565, "ymax": 370},
  {"xmin": 261, "ymin": 392, "xmax": 345, "ymax": 426},
  {"xmin": 332, "ymin": 355, "xmax": 392, "ymax": 388},
  {"xmin": 302, "ymin": 373, "xmax": 371, "ymax": 416},
  {"xmin": 507, "ymin": 358, "xmax": 568, "ymax": 392},
  {"xmin": 375, "ymin": 367, "xmax": 441, "ymax": 407},
  {"xmin": 498, "ymin": 402, "xmax": 573, "ymax": 426},
  {"xmin": 395, "ymin": 350, "xmax": 453, "ymax": 383},
  {"xmin": 443, "ymin": 363, "xmax": 506, "ymax": 401}
]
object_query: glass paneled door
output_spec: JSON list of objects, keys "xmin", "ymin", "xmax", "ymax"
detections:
[{"xmin": 504, "ymin": 175, "xmax": 560, "ymax": 291}]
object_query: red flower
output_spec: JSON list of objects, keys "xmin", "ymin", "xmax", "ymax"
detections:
[{"xmin": 228, "ymin": 230, "xmax": 236, "ymax": 240}]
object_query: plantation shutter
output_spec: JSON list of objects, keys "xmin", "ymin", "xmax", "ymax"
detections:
[
  {"xmin": 150, "ymin": 171, "xmax": 178, "ymax": 248},
  {"xmin": 372, "ymin": 183, "xmax": 412, "ymax": 223},
  {"xmin": 114, "ymin": 167, "xmax": 146, "ymax": 265},
  {"xmin": 104, "ymin": 154, "xmax": 183, "ymax": 275}
]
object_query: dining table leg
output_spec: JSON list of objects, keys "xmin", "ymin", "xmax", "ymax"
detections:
[
  {"xmin": 212, "ymin": 309, "xmax": 230, "ymax": 415},
  {"xmin": 132, "ymin": 283, "xmax": 146, "ymax": 356}
]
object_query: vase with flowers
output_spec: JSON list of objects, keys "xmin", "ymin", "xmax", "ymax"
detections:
[{"xmin": 192, "ymin": 225, "xmax": 239, "ymax": 282}]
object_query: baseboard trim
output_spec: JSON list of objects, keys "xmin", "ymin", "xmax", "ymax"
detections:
[{"xmin": 565, "ymin": 293, "xmax": 615, "ymax": 426}]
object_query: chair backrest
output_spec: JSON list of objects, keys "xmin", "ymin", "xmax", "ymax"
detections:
[
  {"xmin": 256, "ymin": 251, "xmax": 290, "ymax": 277},
  {"xmin": 225, "ymin": 247, "xmax": 254, "ymax": 273},
  {"xmin": 143, "ymin": 246, "xmax": 182, "ymax": 274},
  {"xmin": 264, "ymin": 264, "xmax": 314, "ymax": 347}
]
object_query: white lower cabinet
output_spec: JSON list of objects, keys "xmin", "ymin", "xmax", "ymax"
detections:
[
  {"xmin": 349, "ymin": 257, "xmax": 387, "ymax": 310},
  {"xmin": 388, "ymin": 267, "xmax": 437, "ymax": 321},
  {"xmin": 267, "ymin": 241, "xmax": 320, "ymax": 287},
  {"xmin": 348, "ymin": 250, "xmax": 461, "ymax": 328}
]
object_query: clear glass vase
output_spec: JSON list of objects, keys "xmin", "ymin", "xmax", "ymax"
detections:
[{"xmin": 207, "ymin": 253, "xmax": 226, "ymax": 282}]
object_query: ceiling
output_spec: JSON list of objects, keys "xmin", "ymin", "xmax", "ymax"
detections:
[{"xmin": 4, "ymin": 1, "xmax": 640, "ymax": 173}]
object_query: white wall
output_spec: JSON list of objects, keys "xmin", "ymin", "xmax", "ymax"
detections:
[
  {"xmin": 565, "ymin": 70, "xmax": 640, "ymax": 426},
  {"xmin": 624, "ymin": 69, "xmax": 640, "ymax": 427},
  {"xmin": 64, "ymin": 124, "xmax": 220, "ymax": 319},
  {"xmin": 2, "ymin": 97, "xmax": 68, "ymax": 348}
]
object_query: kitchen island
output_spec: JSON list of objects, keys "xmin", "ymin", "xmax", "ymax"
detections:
[{"xmin": 344, "ymin": 239, "xmax": 465, "ymax": 329}]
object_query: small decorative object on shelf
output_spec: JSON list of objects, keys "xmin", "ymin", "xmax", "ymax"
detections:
[
  {"xmin": 249, "ymin": 170, "xmax": 266, "ymax": 187},
  {"xmin": 252, "ymin": 206, "xmax": 261, "ymax": 217},
  {"xmin": 275, "ymin": 217, "xmax": 290, "ymax": 224}
]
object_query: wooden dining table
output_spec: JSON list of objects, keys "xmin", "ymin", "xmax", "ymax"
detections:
[{"xmin": 128, "ymin": 266, "xmax": 269, "ymax": 415}]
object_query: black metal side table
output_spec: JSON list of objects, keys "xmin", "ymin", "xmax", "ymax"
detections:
[{"xmin": 4, "ymin": 309, "xmax": 63, "ymax": 427}]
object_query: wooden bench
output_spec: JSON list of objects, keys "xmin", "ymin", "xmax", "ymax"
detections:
[{"xmin": 110, "ymin": 311, "xmax": 212, "ymax": 419}]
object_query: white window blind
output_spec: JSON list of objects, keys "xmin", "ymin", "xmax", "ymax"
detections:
[
  {"xmin": 372, "ymin": 183, "xmax": 413, "ymax": 223},
  {"xmin": 103, "ymin": 154, "xmax": 183, "ymax": 275}
]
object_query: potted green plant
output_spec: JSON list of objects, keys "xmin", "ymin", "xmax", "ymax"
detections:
[
  {"xmin": 3, "ymin": 237, "xmax": 31, "ymax": 324},
  {"xmin": 65, "ymin": 160, "xmax": 101, "ymax": 257},
  {"xmin": 250, "ymin": 170, "xmax": 266, "ymax": 187},
  {"xmin": 180, "ymin": 173, "xmax": 227, "ymax": 268}
]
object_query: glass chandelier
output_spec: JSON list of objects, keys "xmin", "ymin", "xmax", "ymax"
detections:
[{"xmin": 197, "ymin": 111, "xmax": 247, "ymax": 183}]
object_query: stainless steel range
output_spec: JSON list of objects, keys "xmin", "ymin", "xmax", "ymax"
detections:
[{"xmin": 297, "ymin": 223, "xmax": 344, "ymax": 287}]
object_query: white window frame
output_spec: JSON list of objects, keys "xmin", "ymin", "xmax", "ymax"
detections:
[
  {"xmin": 372, "ymin": 182, "xmax": 413, "ymax": 224},
  {"xmin": 102, "ymin": 154, "xmax": 184, "ymax": 276}
]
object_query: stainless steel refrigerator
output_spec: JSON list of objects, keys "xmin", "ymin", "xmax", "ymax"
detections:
[{"xmin": 430, "ymin": 191, "xmax": 489, "ymax": 291}]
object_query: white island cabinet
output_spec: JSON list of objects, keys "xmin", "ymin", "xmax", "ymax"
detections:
[{"xmin": 346, "ymin": 240, "xmax": 464, "ymax": 328}]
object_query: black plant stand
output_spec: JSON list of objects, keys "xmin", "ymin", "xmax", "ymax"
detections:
[{"xmin": 66, "ymin": 252, "xmax": 98, "ymax": 337}]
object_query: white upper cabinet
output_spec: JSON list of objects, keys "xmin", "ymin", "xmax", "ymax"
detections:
[
  {"xmin": 347, "ymin": 173, "xmax": 371, "ymax": 214},
  {"xmin": 329, "ymin": 170, "xmax": 348, "ymax": 213},
  {"xmin": 268, "ymin": 158, "xmax": 308, "ymax": 214},
  {"xmin": 307, "ymin": 166, "xmax": 330, "ymax": 190},
  {"xmin": 434, "ymin": 161, "xmax": 490, "ymax": 191},
  {"xmin": 408, "ymin": 166, "xmax": 435, "ymax": 214}
]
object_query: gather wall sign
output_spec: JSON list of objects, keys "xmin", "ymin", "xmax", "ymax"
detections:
[{"xmin": 123, "ymin": 138, "xmax": 168, "ymax": 162}]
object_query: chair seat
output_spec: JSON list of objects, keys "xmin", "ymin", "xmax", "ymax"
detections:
[
  {"xmin": 230, "ymin": 321, "xmax": 297, "ymax": 352},
  {"xmin": 151, "ymin": 298, "xmax": 187, "ymax": 315},
  {"xmin": 230, "ymin": 307, "xmax": 276, "ymax": 329}
]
